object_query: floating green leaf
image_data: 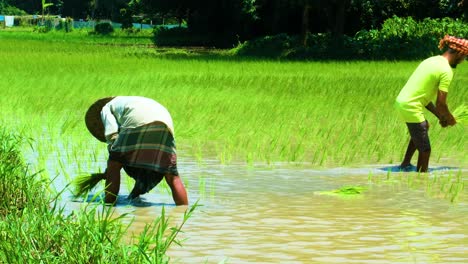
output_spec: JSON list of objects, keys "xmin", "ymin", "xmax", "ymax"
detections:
[{"xmin": 314, "ymin": 185, "xmax": 367, "ymax": 198}]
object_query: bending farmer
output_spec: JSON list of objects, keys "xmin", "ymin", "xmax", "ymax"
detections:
[
  {"xmin": 85, "ymin": 96, "xmax": 188, "ymax": 205},
  {"xmin": 395, "ymin": 35, "xmax": 467, "ymax": 172}
]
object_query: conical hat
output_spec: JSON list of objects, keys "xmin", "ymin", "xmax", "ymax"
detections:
[{"xmin": 85, "ymin": 97, "xmax": 115, "ymax": 142}]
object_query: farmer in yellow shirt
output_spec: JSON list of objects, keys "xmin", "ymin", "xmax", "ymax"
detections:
[{"xmin": 395, "ymin": 35, "xmax": 468, "ymax": 172}]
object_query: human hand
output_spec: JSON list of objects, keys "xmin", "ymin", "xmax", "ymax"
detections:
[
  {"xmin": 447, "ymin": 116, "xmax": 457, "ymax": 126},
  {"xmin": 440, "ymin": 116, "xmax": 456, "ymax": 127},
  {"xmin": 439, "ymin": 119, "xmax": 448, "ymax": 127}
]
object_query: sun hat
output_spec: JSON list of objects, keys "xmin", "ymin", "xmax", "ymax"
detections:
[
  {"xmin": 85, "ymin": 97, "xmax": 115, "ymax": 142},
  {"xmin": 439, "ymin": 35, "xmax": 468, "ymax": 56}
]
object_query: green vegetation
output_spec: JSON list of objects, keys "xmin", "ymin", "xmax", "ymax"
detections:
[
  {"xmin": 453, "ymin": 104, "xmax": 468, "ymax": 124},
  {"xmin": 314, "ymin": 186, "xmax": 367, "ymax": 198},
  {"xmin": 233, "ymin": 17, "xmax": 468, "ymax": 60},
  {"xmin": 0, "ymin": 21, "xmax": 465, "ymax": 263},
  {"xmin": 94, "ymin": 22, "xmax": 114, "ymax": 35},
  {"xmin": 0, "ymin": 26, "xmax": 154, "ymax": 46},
  {"xmin": 0, "ymin": 128, "xmax": 198, "ymax": 262},
  {"xmin": 0, "ymin": 30, "xmax": 466, "ymax": 169},
  {"xmin": 368, "ymin": 170, "xmax": 465, "ymax": 203}
]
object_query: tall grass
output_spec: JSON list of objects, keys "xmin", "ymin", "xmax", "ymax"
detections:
[
  {"xmin": 368, "ymin": 170, "xmax": 465, "ymax": 203},
  {"xmin": 0, "ymin": 128, "xmax": 198, "ymax": 263},
  {"xmin": 0, "ymin": 26, "xmax": 154, "ymax": 46},
  {"xmin": 0, "ymin": 31, "xmax": 466, "ymax": 168}
]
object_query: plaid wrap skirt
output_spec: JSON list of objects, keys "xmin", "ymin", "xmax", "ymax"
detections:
[{"xmin": 108, "ymin": 121, "xmax": 178, "ymax": 194}]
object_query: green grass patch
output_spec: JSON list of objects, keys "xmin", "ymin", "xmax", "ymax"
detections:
[
  {"xmin": 0, "ymin": 31, "xmax": 466, "ymax": 168},
  {"xmin": 368, "ymin": 170, "xmax": 466, "ymax": 203},
  {"xmin": 314, "ymin": 185, "xmax": 367, "ymax": 198},
  {"xmin": 0, "ymin": 128, "xmax": 198, "ymax": 263}
]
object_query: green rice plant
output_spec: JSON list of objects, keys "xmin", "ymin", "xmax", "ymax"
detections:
[
  {"xmin": 452, "ymin": 104, "xmax": 468, "ymax": 125},
  {"xmin": 369, "ymin": 169, "xmax": 465, "ymax": 203},
  {"xmin": 0, "ymin": 128, "xmax": 36, "ymax": 217},
  {"xmin": 0, "ymin": 128, "xmax": 199, "ymax": 263},
  {"xmin": 134, "ymin": 201, "xmax": 198, "ymax": 262},
  {"xmin": 314, "ymin": 185, "xmax": 367, "ymax": 198},
  {"xmin": 72, "ymin": 172, "xmax": 106, "ymax": 198},
  {"xmin": 198, "ymin": 175, "xmax": 206, "ymax": 197},
  {"xmin": 0, "ymin": 31, "xmax": 466, "ymax": 169}
]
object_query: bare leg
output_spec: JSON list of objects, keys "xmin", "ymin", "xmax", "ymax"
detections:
[
  {"xmin": 165, "ymin": 174, "xmax": 188, "ymax": 206},
  {"xmin": 416, "ymin": 120, "xmax": 431, "ymax": 173},
  {"xmin": 400, "ymin": 139, "xmax": 416, "ymax": 167},
  {"xmin": 417, "ymin": 151, "xmax": 430, "ymax": 173}
]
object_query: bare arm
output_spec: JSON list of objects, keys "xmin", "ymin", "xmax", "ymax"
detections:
[
  {"xmin": 425, "ymin": 102, "xmax": 440, "ymax": 119},
  {"xmin": 165, "ymin": 174, "xmax": 188, "ymax": 206},
  {"xmin": 104, "ymin": 159, "xmax": 123, "ymax": 204},
  {"xmin": 435, "ymin": 90, "xmax": 456, "ymax": 127}
]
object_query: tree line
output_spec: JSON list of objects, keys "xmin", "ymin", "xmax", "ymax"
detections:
[{"xmin": 1, "ymin": 0, "xmax": 467, "ymax": 47}]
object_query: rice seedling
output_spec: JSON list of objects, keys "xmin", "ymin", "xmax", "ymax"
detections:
[
  {"xmin": 314, "ymin": 185, "xmax": 367, "ymax": 198},
  {"xmin": 368, "ymin": 169, "xmax": 466, "ymax": 203},
  {"xmin": 72, "ymin": 172, "xmax": 106, "ymax": 198},
  {"xmin": 0, "ymin": 128, "xmax": 199, "ymax": 262},
  {"xmin": 452, "ymin": 104, "xmax": 468, "ymax": 124},
  {"xmin": 1, "ymin": 124, "xmax": 204, "ymax": 262},
  {"xmin": 1, "ymin": 31, "xmax": 466, "ymax": 168}
]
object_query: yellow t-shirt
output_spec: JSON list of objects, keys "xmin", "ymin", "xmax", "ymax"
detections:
[{"xmin": 395, "ymin": 56, "xmax": 453, "ymax": 123}]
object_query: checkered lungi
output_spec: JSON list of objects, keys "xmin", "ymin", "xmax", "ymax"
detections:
[{"xmin": 108, "ymin": 121, "xmax": 178, "ymax": 194}]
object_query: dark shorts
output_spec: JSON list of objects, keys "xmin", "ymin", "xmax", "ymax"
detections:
[
  {"xmin": 123, "ymin": 166, "xmax": 165, "ymax": 195},
  {"xmin": 108, "ymin": 122, "xmax": 178, "ymax": 195},
  {"xmin": 406, "ymin": 121, "xmax": 431, "ymax": 152},
  {"xmin": 108, "ymin": 121, "xmax": 178, "ymax": 175}
]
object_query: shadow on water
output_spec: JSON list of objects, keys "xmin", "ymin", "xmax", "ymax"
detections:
[
  {"xmin": 378, "ymin": 165, "xmax": 460, "ymax": 173},
  {"xmin": 72, "ymin": 194, "xmax": 175, "ymax": 208}
]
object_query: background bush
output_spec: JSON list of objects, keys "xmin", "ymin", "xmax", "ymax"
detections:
[
  {"xmin": 94, "ymin": 22, "xmax": 114, "ymax": 35},
  {"xmin": 232, "ymin": 16, "xmax": 468, "ymax": 60}
]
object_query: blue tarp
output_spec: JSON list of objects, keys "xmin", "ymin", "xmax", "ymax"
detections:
[{"xmin": 0, "ymin": 15, "xmax": 5, "ymax": 22}]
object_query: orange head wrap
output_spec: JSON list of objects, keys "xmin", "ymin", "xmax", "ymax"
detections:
[{"xmin": 439, "ymin": 35, "xmax": 468, "ymax": 56}]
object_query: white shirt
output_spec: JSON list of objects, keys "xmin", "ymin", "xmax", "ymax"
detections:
[{"xmin": 101, "ymin": 96, "xmax": 175, "ymax": 142}]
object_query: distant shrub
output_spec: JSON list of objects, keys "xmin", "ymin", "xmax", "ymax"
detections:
[
  {"xmin": 0, "ymin": 5, "xmax": 27, "ymax": 16},
  {"xmin": 232, "ymin": 16, "xmax": 468, "ymax": 60},
  {"xmin": 354, "ymin": 16, "xmax": 468, "ymax": 59},
  {"xmin": 94, "ymin": 22, "xmax": 114, "ymax": 35},
  {"xmin": 232, "ymin": 34, "xmax": 298, "ymax": 58}
]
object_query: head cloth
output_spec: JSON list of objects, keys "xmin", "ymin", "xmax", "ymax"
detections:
[{"xmin": 439, "ymin": 35, "xmax": 468, "ymax": 56}]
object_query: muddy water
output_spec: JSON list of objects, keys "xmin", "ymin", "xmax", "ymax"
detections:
[
  {"xmin": 42, "ymin": 152, "xmax": 467, "ymax": 264},
  {"xmin": 151, "ymin": 164, "xmax": 468, "ymax": 264}
]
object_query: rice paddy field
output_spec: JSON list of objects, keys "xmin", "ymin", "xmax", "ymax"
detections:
[{"xmin": 0, "ymin": 29, "xmax": 467, "ymax": 263}]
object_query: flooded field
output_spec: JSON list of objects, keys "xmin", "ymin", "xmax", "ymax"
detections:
[{"xmin": 34, "ymin": 149, "xmax": 468, "ymax": 264}]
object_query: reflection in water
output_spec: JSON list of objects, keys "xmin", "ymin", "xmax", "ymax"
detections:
[{"xmin": 30, "ymin": 148, "xmax": 467, "ymax": 263}]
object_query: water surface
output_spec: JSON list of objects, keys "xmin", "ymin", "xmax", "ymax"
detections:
[{"xmin": 49, "ymin": 156, "xmax": 467, "ymax": 264}]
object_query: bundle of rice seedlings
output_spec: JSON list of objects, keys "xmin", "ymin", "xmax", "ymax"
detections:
[
  {"xmin": 314, "ymin": 185, "xmax": 367, "ymax": 198},
  {"xmin": 72, "ymin": 173, "xmax": 106, "ymax": 198},
  {"xmin": 452, "ymin": 105, "xmax": 468, "ymax": 125}
]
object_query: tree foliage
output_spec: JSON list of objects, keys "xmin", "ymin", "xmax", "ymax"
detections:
[{"xmin": 1, "ymin": 0, "xmax": 466, "ymax": 47}]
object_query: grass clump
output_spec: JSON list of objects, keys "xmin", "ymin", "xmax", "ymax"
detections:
[
  {"xmin": 0, "ymin": 127, "xmax": 197, "ymax": 263},
  {"xmin": 368, "ymin": 170, "xmax": 465, "ymax": 203},
  {"xmin": 452, "ymin": 104, "xmax": 468, "ymax": 125},
  {"xmin": 0, "ymin": 32, "xmax": 466, "ymax": 168},
  {"xmin": 72, "ymin": 172, "xmax": 106, "ymax": 198},
  {"xmin": 0, "ymin": 127, "xmax": 37, "ymax": 217},
  {"xmin": 314, "ymin": 186, "xmax": 367, "ymax": 198}
]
